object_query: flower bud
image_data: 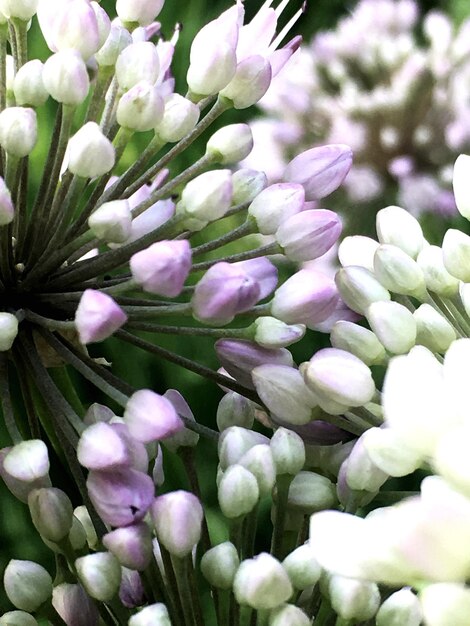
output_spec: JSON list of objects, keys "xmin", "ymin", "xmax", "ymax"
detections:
[
  {"xmin": 253, "ymin": 317, "xmax": 305, "ymax": 349},
  {"xmin": 200, "ymin": 541, "xmax": 240, "ymax": 590},
  {"xmin": 361, "ymin": 427, "xmax": 422, "ymax": 478},
  {"xmin": 0, "ymin": 612, "xmax": 38, "ymax": 626},
  {"xmin": 442, "ymin": 229, "xmax": 470, "ymax": 282},
  {"xmin": 128, "ymin": 603, "xmax": 171, "ymax": 626},
  {"xmin": 74, "ymin": 505, "xmax": 98, "ymax": 549},
  {"xmin": 367, "ymin": 300, "xmax": 417, "ymax": 354},
  {"xmin": 52, "ymin": 0, "xmax": 101, "ymax": 60},
  {"xmin": 68, "ymin": 515, "xmax": 87, "ymax": 551},
  {"xmin": 417, "ymin": 245, "xmax": 459, "ymax": 297},
  {"xmin": 329, "ymin": 575, "xmax": 380, "ymax": 620},
  {"xmin": 331, "ymin": 320, "xmax": 386, "ymax": 365},
  {"xmin": 271, "ymin": 269, "xmax": 339, "ymax": 328},
  {"xmin": 177, "ymin": 169, "xmax": 232, "ymax": 230},
  {"xmin": 13, "ymin": 60, "xmax": 48, "ymax": 107},
  {"xmin": 248, "ymin": 183, "xmax": 304, "ymax": 235},
  {"xmin": 343, "ymin": 438, "xmax": 388, "ymax": 493},
  {"xmin": 52, "ymin": 583, "xmax": 99, "ymax": 626},
  {"xmin": 130, "ymin": 240, "xmax": 191, "ymax": 297},
  {"xmin": 75, "ymin": 552, "xmax": 121, "ymax": 601},
  {"xmin": 124, "ymin": 389, "xmax": 183, "ymax": 443},
  {"xmin": 75, "ymin": 289, "xmax": 127, "ymax": 344},
  {"xmin": 0, "ymin": 107, "xmax": 37, "ymax": 157},
  {"xmin": 116, "ymin": 0, "xmax": 164, "ymax": 26},
  {"xmin": 238, "ymin": 444, "xmax": 276, "ymax": 498},
  {"xmin": 154, "ymin": 93, "xmax": 200, "ymax": 143},
  {"xmin": 270, "ymin": 428, "xmax": 305, "ymax": 476},
  {"xmin": 42, "ymin": 50, "xmax": 90, "ymax": 105},
  {"xmin": 28, "ymin": 487, "xmax": 73, "ymax": 543},
  {"xmin": 0, "ymin": 0, "xmax": 37, "ymax": 20},
  {"xmin": 453, "ymin": 154, "xmax": 470, "ymax": 220},
  {"xmin": 119, "ymin": 567, "xmax": 145, "ymax": 607},
  {"xmin": 282, "ymin": 545, "xmax": 321, "ymax": 590},
  {"xmin": 420, "ymin": 583, "xmax": 470, "ymax": 626},
  {"xmin": 376, "ymin": 205, "xmax": 425, "ymax": 259},
  {"xmin": 233, "ymin": 553, "xmax": 293, "ymax": 609},
  {"xmin": 252, "ymin": 364, "xmax": 318, "ymax": 425},
  {"xmin": 103, "ymin": 522, "xmax": 153, "ymax": 571},
  {"xmin": 115, "ymin": 41, "xmax": 160, "ymax": 90},
  {"xmin": 218, "ymin": 426, "xmax": 269, "ymax": 470},
  {"xmin": 276, "ymin": 209, "xmax": 342, "ymax": 263},
  {"xmin": 88, "ymin": 199, "xmax": 132, "ymax": 243},
  {"xmin": 218, "ymin": 465, "xmax": 259, "ymax": 518},
  {"xmin": 95, "ymin": 24, "xmax": 132, "ymax": 67},
  {"xmin": 67, "ymin": 122, "xmax": 115, "ymax": 178},
  {"xmin": 4, "ymin": 560, "xmax": 52, "ymax": 611},
  {"xmin": 302, "ymin": 348, "xmax": 375, "ymax": 409},
  {"xmin": 206, "ymin": 124, "xmax": 253, "ymax": 165},
  {"xmin": 151, "ymin": 490, "xmax": 203, "ymax": 558},
  {"xmin": 77, "ymin": 421, "xmax": 131, "ymax": 470},
  {"xmin": 216, "ymin": 392, "xmax": 255, "ymax": 431},
  {"xmin": 2, "ymin": 440, "xmax": 49, "ymax": 485},
  {"xmin": 414, "ymin": 303, "xmax": 456, "ymax": 353},
  {"xmin": 287, "ymin": 471, "xmax": 336, "ymax": 514},
  {"xmin": 221, "ymin": 54, "xmax": 272, "ymax": 109},
  {"xmin": 232, "ymin": 168, "xmax": 267, "ymax": 205},
  {"xmin": 373, "ymin": 244, "xmax": 426, "ymax": 297},
  {"xmin": 117, "ymin": 81, "xmax": 164, "ymax": 132},
  {"xmin": 376, "ymin": 588, "xmax": 422, "ymax": 626},
  {"xmin": 269, "ymin": 605, "xmax": 311, "ymax": 626},
  {"xmin": 0, "ymin": 312, "xmax": 19, "ymax": 350},
  {"xmin": 284, "ymin": 144, "xmax": 353, "ymax": 201},
  {"xmin": 338, "ymin": 235, "xmax": 379, "ymax": 272},
  {"xmin": 335, "ymin": 266, "xmax": 391, "ymax": 315}
]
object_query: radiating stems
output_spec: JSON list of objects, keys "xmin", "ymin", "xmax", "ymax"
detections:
[
  {"xmin": 191, "ymin": 243, "xmax": 280, "ymax": 272},
  {"xmin": 180, "ymin": 447, "xmax": 212, "ymax": 554},
  {"xmin": 10, "ymin": 18, "xmax": 28, "ymax": 69},
  {"xmin": 159, "ymin": 545, "xmax": 186, "ymax": 626},
  {"xmin": 100, "ymin": 77, "xmax": 119, "ymax": 134},
  {"xmin": 191, "ymin": 218, "xmax": 256, "ymax": 258},
  {"xmin": 125, "ymin": 321, "xmax": 253, "ymax": 340},
  {"xmin": 85, "ymin": 65, "xmax": 114, "ymax": 123},
  {"xmin": 0, "ymin": 353, "xmax": 22, "ymax": 443}
]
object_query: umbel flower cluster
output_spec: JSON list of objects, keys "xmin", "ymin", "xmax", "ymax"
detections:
[{"xmin": 247, "ymin": 0, "xmax": 470, "ymax": 220}]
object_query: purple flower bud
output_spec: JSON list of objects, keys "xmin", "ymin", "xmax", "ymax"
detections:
[
  {"xmin": 215, "ymin": 339, "xmax": 293, "ymax": 389},
  {"xmin": 309, "ymin": 297, "xmax": 361, "ymax": 333},
  {"xmin": 52, "ymin": 583, "xmax": 99, "ymax": 626},
  {"xmin": 276, "ymin": 209, "xmax": 343, "ymax": 263},
  {"xmin": 119, "ymin": 568, "xmax": 146, "ymax": 608},
  {"xmin": 232, "ymin": 257, "xmax": 278, "ymax": 299},
  {"xmin": 83, "ymin": 402, "xmax": 115, "ymax": 426},
  {"xmin": 110, "ymin": 423, "xmax": 149, "ymax": 473},
  {"xmin": 151, "ymin": 490, "xmax": 204, "ymax": 558},
  {"xmin": 162, "ymin": 389, "xmax": 199, "ymax": 451},
  {"xmin": 271, "ymin": 269, "xmax": 339, "ymax": 328},
  {"xmin": 87, "ymin": 468, "xmax": 155, "ymax": 527},
  {"xmin": 192, "ymin": 262, "xmax": 262, "ymax": 325},
  {"xmin": 103, "ymin": 522, "xmax": 153, "ymax": 571},
  {"xmin": 271, "ymin": 416, "xmax": 352, "ymax": 446},
  {"xmin": 75, "ymin": 289, "xmax": 127, "ymax": 344},
  {"xmin": 130, "ymin": 240, "xmax": 191, "ymax": 297},
  {"xmin": 124, "ymin": 389, "xmax": 183, "ymax": 444},
  {"xmin": 284, "ymin": 145, "xmax": 353, "ymax": 201}
]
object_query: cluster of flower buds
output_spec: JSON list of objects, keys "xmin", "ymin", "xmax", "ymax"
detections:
[{"xmin": 245, "ymin": 0, "xmax": 470, "ymax": 221}]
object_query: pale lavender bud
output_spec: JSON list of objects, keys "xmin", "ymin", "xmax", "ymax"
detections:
[
  {"xmin": 103, "ymin": 522, "xmax": 153, "ymax": 571},
  {"xmin": 88, "ymin": 199, "xmax": 132, "ymax": 243},
  {"xmin": 0, "ymin": 107, "xmax": 37, "ymax": 157},
  {"xmin": 13, "ymin": 60, "xmax": 48, "ymax": 107},
  {"xmin": 234, "ymin": 257, "xmax": 278, "ymax": 299},
  {"xmin": 178, "ymin": 170, "xmax": 233, "ymax": 230},
  {"xmin": 53, "ymin": 0, "xmax": 101, "ymax": 60},
  {"xmin": 28, "ymin": 487, "xmax": 73, "ymax": 543},
  {"xmin": 124, "ymin": 389, "xmax": 183, "ymax": 443},
  {"xmin": 253, "ymin": 317, "xmax": 305, "ymax": 349},
  {"xmin": 284, "ymin": 144, "xmax": 353, "ymax": 201},
  {"xmin": 155, "ymin": 93, "xmax": 200, "ymax": 143},
  {"xmin": 119, "ymin": 567, "xmax": 145, "ymax": 608},
  {"xmin": 95, "ymin": 24, "xmax": 132, "ymax": 67},
  {"xmin": 206, "ymin": 124, "xmax": 253, "ymax": 165},
  {"xmin": 220, "ymin": 54, "xmax": 272, "ymax": 109},
  {"xmin": 75, "ymin": 552, "xmax": 121, "ymax": 601},
  {"xmin": 0, "ymin": 612, "xmax": 38, "ymax": 626},
  {"xmin": 200, "ymin": 541, "xmax": 240, "ymax": 590},
  {"xmin": 0, "ymin": 312, "xmax": 19, "ymax": 350},
  {"xmin": 116, "ymin": 0, "xmax": 164, "ymax": 26},
  {"xmin": 115, "ymin": 42, "xmax": 160, "ymax": 90},
  {"xmin": 52, "ymin": 583, "xmax": 99, "ymax": 626},
  {"xmin": 282, "ymin": 545, "xmax": 321, "ymax": 590},
  {"xmin": 77, "ymin": 422, "xmax": 131, "ymax": 471},
  {"xmin": 130, "ymin": 240, "xmax": 191, "ymax": 297},
  {"xmin": 42, "ymin": 50, "xmax": 90, "ymax": 105},
  {"xmin": 67, "ymin": 122, "xmax": 115, "ymax": 178},
  {"xmin": 270, "ymin": 428, "xmax": 305, "ymax": 476},
  {"xmin": 216, "ymin": 392, "xmax": 255, "ymax": 431},
  {"xmin": 233, "ymin": 553, "xmax": 293, "ymax": 610},
  {"xmin": 117, "ymin": 82, "xmax": 164, "ymax": 132},
  {"xmin": 276, "ymin": 209, "xmax": 342, "ymax": 263},
  {"xmin": 152, "ymin": 445, "xmax": 165, "ymax": 486},
  {"xmin": 151, "ymin": 490, "xmax": 203, "ymax": 557},
  {"xmin": 218, "ymin": 426, "xmax": 269, "ymax": 470},
  {"xmin": 0, "ymin": 0, "xmax": 37, "ymax": 20},
  {"xmin": 75, "ymin": 289, "xmax": 127, "ymax": 344},
  {"xmin": 215, "ymin": 339, "xmax": 293, "ymax": 389},
  {"xmin": 4, "ymin": 560, "xmax": 52, "ymax": 611},
  {"xmin": 128, "ymin": 603, "xmax": 171, "ymax": 626},
  {"xmin": 271, "ymin": 269, "xmax": 339, "ymax": 328},
  {"xmin": 91, "ymin": 2, "xmax": 111, "ymax": 48},
  {"xmin": 162, "ymin": 389, "xmax": 199, "ymax": 451},
  {"xmin": 232, "ymin": 168, "xmax": 268, "ymax": 205},
  {"xmin": 248, "ymin": 183, "xmax": 304, "ymax": 235},
  {"xmin": 83, "ymin": 402, "xmax": 115, "ymax": 425},
  {"xmin": 192, "ymin": 262, "xmax": 261, "ymax": 325},
  {"xmin": 218, "ymin": 465, "xmax": 259, "ymax": 518},
  {"xmin": 87, "ymin": 468, "xmax": 154, "ymax": 527}
]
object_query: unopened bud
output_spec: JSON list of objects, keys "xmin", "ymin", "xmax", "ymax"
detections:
[
  {"xmin": 376, "ymin": 587, "xmax": 422, "ymax": 626},
  {"xmin": 13, "ymin": 60, "xmax": 48, "ymax": 107},
  {"xmin": 75, "ymin": 552, "xmax": 121, "ymax": 601},
  {"xmin": 218, "ymin": 465, "xmax": 259, "ymax": 518},
  {"xmin": 88, "ymin": 199, "xmax": 132, "ymax": 243},
  {"xmin": 117, "ymin": 81, "xmax": 164, "ymax": 132},
  {"xmin": 414, "ymin": 303, "xmax": 456, "ymax": 352},
  {"xmin": 206, "ymin": 123, "xmax": 253, "ymax": 164},
  {"xmin": 103, "ymin": 522, "xmax": 153, "ymax": 571},
  {"xmin": 269, "ymin": 604, "xmax": 311, "ymax": 626},
  {"xmin": 128, "ymin": 603, "xmax": 171, "ymax": 626},
  {"xmin": 0, "ymin": 107, "xmax": 37, "ymax": 157},
  {"xmin": 43, "ymin": 50, "xmax": 90, "ymax": 105},
  {"xmin": 0, "ymin": 612, "xmax": 38, "ymax": 626},
  {"xmin": 75, "ymin": 289, "xmax": 127, "ymax": 344},
  {"xmin": 248, "ymin": 183, "xmax": 304, "ymax": 235},
  {"xmin": 376, "ymin": 205, "xmax": 425, "ymax": 259},
  {"xmin": 200, "ymin": 541, "xmax": 240, "ymax": 590},
  {"xmin": 270, "ymin": 428, "xmax": 305, "ymax": 476},
  {"xmin": 115, "ymin": 42, "xmax": 160, "ymax": 90},
  {"xmin": 329, "ymin": 574, "xmax": 380, "ymax": 621},
  {"xmin": 116, "ymin": 0, "xmax": 164, "ymax": 26},
  {"xmin": 232, "ymin": 168, "xmax": 267, "ymax": 205},
  {"xmin": 67, "ymin": 122, "xmax": 115, "ymax": 178},
  {"xmin": 28, "ymin": 488, "xmax": 73, "ymax": 543},
  {"xmin": 417, "ymin": 245, "xmax": 459, "ymax": 297},
  {"xmin": 331, "ymin": 320, "xmax": 386, "ymax": 365},
  {"xmin": 151, "ymin": 490, "xmax": 203, "ymax": 558},
  {"xmin": 4, "ymin": 560, "xmax": 52, "ymax": 611},
  {"xmin": 287, "ymin": 471, "xmax": 337, "ymax": 514},
  {"xmin": 373, "ymin": 244, "xmax": 426, "ymax": 297},
  {"xmin": 216, "ymin": 392, "xmax": 255, "ymax": 431},
  {"xmin": 155, "ymin": 93, "xmax": 199, "ymax": 143},
  {"xmin": 233, "ymin": 553, "xmax": 293, "ymax": 609},
  {"xmin": 0, "ymin": 312, "xmax": 18, "ymax": 350},
  {"xmin": 366, "ymin": 300, "xmax": 417, "ymax": 354}
]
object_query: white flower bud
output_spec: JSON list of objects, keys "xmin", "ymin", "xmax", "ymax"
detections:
[
  {"xmin": 331, "ymin": 320, "xmax": 386, "ymax": 365},
  {"xmin": 216, "ymin": 392, "xmax": 255, "ymax": 431},
  {"xmin": 270, "ymin": 428, "xmax": 305, "ymax": 476},
  {"xmin": 0, "ymin": 107, "xmax": 37, "ymax": 157},
  {"xmin": 128, "ymin": 603, "xmax": 171, "ymax": 626},
  {"xmin": 248, "ymin": 183, "xmax": 304, "ymax": 235},
  {"xmin": 376, "ymin": 588, "xmax": 422, "ymax": 626},
  {"xmin": 231, "ymin": 168, "xmax": 267, "ymax": 205},
  {"xmin": 117, "ymin": 81, "xmax": 164, "ymax": 132},
  {"xmin": 206, "ymin": 124, "xmax": 253, "ymax": 165},
  {"xmin": 88, "ymin": 199, "xmax": 132, "ymax": 243},
  {"xmin": 253, "ymin": 317, "xmax": 305, "ymax": 349},
  {"xmin": 414, "ymin": 303, "xmax": 456, "ymax": 353},
  {"xmin": 417, "ymin": 244, "xmax": 459, "ymax": 297},
  {"xmin": 282, "ymin": 545, "xmax": 321, "ymax": 590},
  {"xmin": 13, "ymin": 60, "xmax": 48, "ymax": 107},
  {"xmin": 221, "ymin": 55, "xmax": 272, "ymax": 109},
  {"xmin": 233, "ymin": 553, "xmax": 293, "ymax": 610},
  {"xmin": 0, "ymin": 0, "xmax": 37, "ymax": 21},
  {"xmin": 75, "ymin": 552, "xmax": 121, "ymax": 601},
  {"xmin": 373, "ymin": 244, "xmax": 426, "ymax": 297},
  {"xmin": 218, "ymin": 426, "xmax": 268, "ymax": 470},
  {"xmin": 4, "ymin": 560, "xmax": 52, "ymax": 611},
  {"xmin": 0, "ymin": 612, "xmax": 38, "ymax": 626},
  {"xmin": 361, "ymin": 427, "xmax": 423, "ymax": 478},
  {"xmin": 238, "ymin": 444, "xmax": 276, "ymax": 498},
  {"xmin": 0, "ymin": 311, "xmax": 18, "ymax": 350},
  {"xmin": 67, "ymin": 122, "xmax": 115, "ymax": 178},
  {"xmin": 287, "ymin": 471, "xmax": 337, "ymax": 514},
  {"xmin": 329, "ymin": 575, "xmax": 380, "ymax": 621},
  {"xmin": 443, "ymin": 228, "xmax": 470, "ymax": 282},
  {"xmin": 269, "ymin": 605, "xmax": 310, "ymax": 626},
  {"xmin": 154, "ymin": 93, "xmax": 199, "ymax": 143},
  {"xmin": 460, "ymin": 282, "xmax": 470, "ymax": 317},
  {"xmin": 116, "ymin": 0, "xmax": 164, "ymax": 26},
  {"xmin": 3, "ymin": 439, "xmax": 49, "ymax": 482},
  {"xmin": 338, "ymin": 235, "xmax": 379, "ymax": 272},
  {"xmin": 420, "ymin": 583, "xmax": 470, "ymax": 626},
  {"xmin": 42, "ymin": 50, "xmax": 90, "ymax": 105},
  {"xmin": 200, "ymin": 542, "xmax": 240, "ymax": 590},
  {"xmin": 52, "ymin": 0, "xmax": 101, "ymax": 60},
  {"xmin": 376, "ymin": 205, "xmax": 425, "ymax": 259},
  {"xmin": 335, "ymin": 266, "xmax": 391, "ymax": 315},
  {"xmin": 453, "ymin": 154, "xmax": 470, "ymax": 220},
  {"xmin": 115, "ymin": 42, "xmax": 160, "ymax": 90},
  {"xmin": 218, "ymin": 465, "xmax": 259, "ymax": 518},
  {"xmin": 95, "ymin": 24, "xmax": 132, "ymax": 67},
  {"xmin": 177, "ymin": 169, "xmax": 232, "ymax": 230},
  {"xmin": 367, "ymin": 300, "xmax": 417, "ymax": 354}
]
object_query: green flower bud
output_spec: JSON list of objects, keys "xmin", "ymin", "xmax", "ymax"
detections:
[
  {"xmin": 443, "ymin": 229, "xmax": 470, "ymax": 282},
  {"xmin": 218, "ymin": 465, "xmax": 259, "ymax": 518},
  {"xmin": 269, "ymin": 604, "xmax": 311, "ymax": 626},
  {"xmin": 0, "ymin": 612, "xmax": 38, "ymax": 626},
  {"xmin": 373, "ymin": 244, "xmax": 426, "ymax": 297},
  {"xmin": 206, "ymin": 124, "xmax": 253, "ymax": 165},
  {"xmin": 417, "ymin": 245, "xmax": 459, "ymax": 297},
  {"xmin": 231, "ymin": 168, "xmax": 267, "ymax": 205},
  {"xmin": 233, "ymin": 553, "xmax": 293, "ymax": 610},
  {"xmin": 270, "ymin": 428, "xmax": 305, "ymax": 476},
  {"xmin": 216, "ymin": 392, "xmax": 255, "ymax": 431},
  {"xmin": 367, "ymin": 300, "xmax": 417, "ymax": 354},
  {"xmin": 329, "ymin": 574, "xmax": 380, "ymax": 621},
  {"xmin": 335, "ymin": 266, "xmax": 391, "ymax": 315},
  {"xmin": 28, "ymin": 487, "xmax": 73, "ymax": 543},
  {"xmin": 200, "ymin": 541, "xmax": 240, "ymax": 590},
  {"xmin": 4, "ymin": 560, "xmax": 52, "ymax": 611},
  {"xmin": 331, "ymin": 320, "xmax": 386, "ymax": 365},
  {"xmin": 376, "ymin": 588, "xmax": 422, "ymax": 626},
  {"xmin": 238, "ymin": 444, "xmax": 276, "ymax": 498},
  {"xmin": 75, "ymin": 552, "xmax": 121, "ymax": 601},
  {"xmin": 414, "ymin": 303, "xmax": 456, "ymax": 353},
  {"xmin": 287, "ymin": 471, "xmax": 337, "ymax": 514},
  {"xmin": 73, "ymin": 505, "xmax": 98, "ymax": 549},
  {"xmin": 282, "ymin": 544, "xmax": 321, "ymax": 590},
  {"xmin": 128, "ymin": 603, "xmax": 172, "ymax": 626}
]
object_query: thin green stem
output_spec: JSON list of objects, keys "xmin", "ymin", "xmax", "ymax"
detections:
[
  {"xmin": 172, "ymin": 556, "xmax": 198, "ymax": 626},
  {"xmin": 100, "ymin": 77, "xmax": 119, "ymax": 134},
  {"xmin": 191, "ymin": 218, "xmax": 256, "ymax": 258},
  {"xmin": 191, "ymin": 242, "xmax": 280, "ymax": 272},
  {"xmin": 270, "ymin": 474, "xmax": 293, "ymax": 559},
  {"xmin": 125, "ymin": 321, "xmax": 252, "ymax": 340},
  {"xmin": 11, "ymin": 18, "xmax": 28, "ymax": 69},
  {"xmin": 159, "ymin": 545, "xmax": 186, "ymax": 626},
  {"xmin": 85, "ymin": 65, "xmax": 114, "ymax": 123},
  {"xmin": 0, "ymin": 353, "xmax": 22, "ymax": 443}
]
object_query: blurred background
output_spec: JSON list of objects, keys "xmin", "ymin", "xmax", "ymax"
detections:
[{"xmin": 2, "ymin": 0, "xmax": 470, "ymax": 613}]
